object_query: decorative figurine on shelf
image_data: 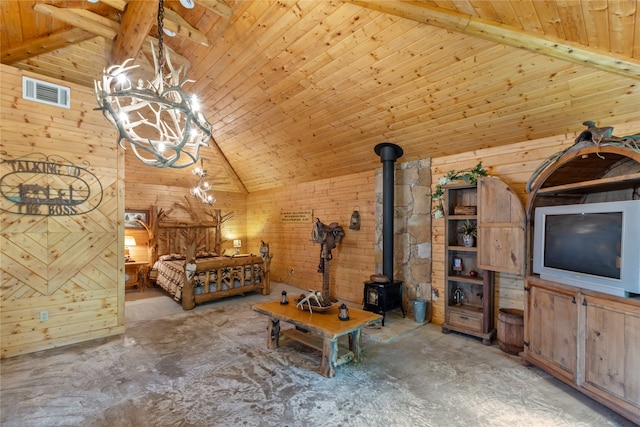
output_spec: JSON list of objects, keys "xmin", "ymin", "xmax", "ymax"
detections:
[
  {"xmin": 453, "ymin": 287, "xmax": 464, "ymax": 306},
  {"xmin": 280, "ymin": 290, "xmax": 289, "ymax": 305},
  {"xmin": 338, "ymin": 303, "xmax": 350, "ymax": 321},
  {"xmin": 469, "ymin": 270, "xmax": 478, "ymax": 277}
]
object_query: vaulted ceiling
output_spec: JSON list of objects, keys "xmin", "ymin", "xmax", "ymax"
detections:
[{"xmin": 2, "ymin": 0, "xmax": 639, "ymax": 194}]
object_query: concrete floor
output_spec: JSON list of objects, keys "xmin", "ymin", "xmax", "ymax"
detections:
[{"xmin": 1, "ymin": 282, "xmax": 636, "ymax": 427}]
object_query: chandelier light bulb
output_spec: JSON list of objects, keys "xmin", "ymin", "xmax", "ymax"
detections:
[
  {"xmin": 116, "ymin": 73, "xmax": 128, "ymax": 85},
  {"xmin": 191, "ymin": 96, "xmax": 201, "ymax": 111}
]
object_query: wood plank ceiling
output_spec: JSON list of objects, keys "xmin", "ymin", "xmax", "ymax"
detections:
[{"xmin": 2, "ymin": 0, "xmax": 639, "ymax": 194}]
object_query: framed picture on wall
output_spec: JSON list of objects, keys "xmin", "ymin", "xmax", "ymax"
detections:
[{"xmin": 124, "ymin": 209, "xmax": 148, "ymax": 229}]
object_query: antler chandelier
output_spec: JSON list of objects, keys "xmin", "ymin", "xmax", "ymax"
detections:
[
  {"xmin": 94, "ymin": 0, "xmax": 212, "ymax": 168},
  {"xmin": 190, "ymin": 158, "xmax": 216, "ymax": 205}
]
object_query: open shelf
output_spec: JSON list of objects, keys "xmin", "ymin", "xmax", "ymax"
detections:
[
  {"xmin": 443, "ymin": 182, "xmax": 495, "ymax": 344},
  {"xmin": 537, "ymin": 172, "xmax": 640, "ymax": 196}
]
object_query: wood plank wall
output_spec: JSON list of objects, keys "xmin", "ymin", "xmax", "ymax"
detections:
[
  {"xmin": 430, "ymin": 119, "xmax": 640, "ymax": 325},
  {"xmin": 247, "ymin": 171, "xmax": 376, "ymax": 304},
  {"xmin": 0, "ymin": 64, "xmax": 123, "ymax": 358}
]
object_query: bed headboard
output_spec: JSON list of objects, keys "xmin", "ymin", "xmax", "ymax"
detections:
[{"xmin": 155, "ymin": 223, "xmax": 217, "ymax": 261}]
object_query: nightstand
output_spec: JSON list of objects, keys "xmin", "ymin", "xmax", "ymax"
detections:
[{"xmin": 125, "ymin": 261, "xmax": 148, "ymax": 292}]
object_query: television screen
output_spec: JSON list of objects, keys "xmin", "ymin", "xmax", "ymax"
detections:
[{"xmin": 544, "ymin": 212, "xmax": 622, "ymax": 280}]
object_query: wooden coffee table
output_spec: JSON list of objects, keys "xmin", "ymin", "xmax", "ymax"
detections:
[{"xmin": 252, "ymin": 300, "xmax": 382, "ymax": 377}]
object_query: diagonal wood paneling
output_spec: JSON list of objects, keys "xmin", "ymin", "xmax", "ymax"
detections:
[
  {"xmin": 0, "ymin": 233, "xmax": 49, "ymax": 296},
  {"xmin": 1, "ymin": 64, "xmax": 124, "ymax": 358},
  {"xmin": 47, "ymin": 232, "xmax": 116, "ymax": 293}
]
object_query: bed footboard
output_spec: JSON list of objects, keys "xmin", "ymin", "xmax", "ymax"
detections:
[{"xmin": 182, "ymin": 255, "xmax": 270, "ymax": 310}]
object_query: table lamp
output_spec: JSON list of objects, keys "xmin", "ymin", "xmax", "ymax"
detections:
[
  {"xmin": 125, "ymin": 236, "xmax": 137, "ymax": 260},
  {"xmin": 233, "ymin": 239, "xmax": 241, "ymax": 255}
]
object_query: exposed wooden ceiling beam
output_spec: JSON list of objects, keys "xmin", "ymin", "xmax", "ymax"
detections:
[
  {"xmin": 197, "ymin": 0, "xmax": 233, "ymax": 19},
  {"xmin": 347, "ymin": 1, "xmax": 640, "ymax": 81},
  {"xmin": 162, "ymin": 8, "xmax": 210, "ymax": 46},
  {"xmin": 33, "ymin": 3, "xmax": 189, "ymax": 70},
  {"xmin": 111, "ymin": 0, "xmax": 158, "ymax": 66},
  {"xmin": 1, "ymin": 28, "xmax": 96, "ymax": 64},
  {"xmin": 97, "ymin": 0, "xmax": 210, "ymax": 46}
]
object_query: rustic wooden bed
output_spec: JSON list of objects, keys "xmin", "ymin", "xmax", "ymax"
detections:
[
  {"xmin": 153, "ymin": 253, "xmax": 271, "ymax": 310},
  {"xmin": 144, "ymin": 206, "xmax": 272, "ymax": 310}
]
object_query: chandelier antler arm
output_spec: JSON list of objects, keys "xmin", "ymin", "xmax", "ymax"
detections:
[{"xmin": 94, "ymin": 0, "xmax": 211, "ymax": 169}]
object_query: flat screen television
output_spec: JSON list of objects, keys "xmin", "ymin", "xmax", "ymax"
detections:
[{"xmin": 533, "ymin": 200, "xmax": 640, "ymax": 298}]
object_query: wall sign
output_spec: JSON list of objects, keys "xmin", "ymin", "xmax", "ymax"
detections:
[
  {"xmin": 0, "ymin": 153, "xmax": 103, "ymax": 216},
  {"xmin": 280, "ymin": 210, "xmax": 313, "ymax": 223}
]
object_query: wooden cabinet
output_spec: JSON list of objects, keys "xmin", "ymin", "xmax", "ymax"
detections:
[
  {"xmin": 524, "ymin": 145, "xmax": 640, "ymax": 424},
  {"xmin": 441, "ymin": 183, "xmax": 495, "ymax": 344},
  {"xmin": 524, "ymin": 278, "xmax": 578, "ymax": 381},
  {"xmin": 582, "ymin": 294, "xmax": 640, "ymax": 419},
  {"xmin": 477, "ymin": 177, "xmax": 525, "ymax": 276},
  {"xmin": 524, "ymin": 277, "xmax": 640, "ymax": 424}
]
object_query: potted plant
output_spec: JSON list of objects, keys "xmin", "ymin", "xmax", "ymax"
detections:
[
  {"xmin": 459, "ymin": 219, "xmax": 477, "ymax": 247},
  {"xmin": 430, "ymin": 162, "xmax": 488, "ymax": 218}
]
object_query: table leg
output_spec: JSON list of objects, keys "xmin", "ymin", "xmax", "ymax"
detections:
[
  {"xmin": 267, "ymin": 318, "xmax": 280, "ymax": 349},
  {"xmin": 321, "ymin": 338, "xmax": 338, "ymax": 378},
  {"xmin": 349, "ymin": 328, "xmax": 364, "ymax": 362},
  {"xmin": 137, "ymin": 267, "xmax": 144, "ymax": 293}
]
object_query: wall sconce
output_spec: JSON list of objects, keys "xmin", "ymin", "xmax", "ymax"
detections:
[
  {"xmin": 349, "ymin": 210, "xmax": 360, "ymax": 230},
  {"xmin": 124, "ymin": 236, "xmax": 137, "ymax": 261},
  {"xmin": 233, "ymin": 239, "xmax": 241, "ymax": 255}
]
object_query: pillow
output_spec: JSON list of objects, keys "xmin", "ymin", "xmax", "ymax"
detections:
[
  {"xmin": 159, "ymin": 254, "xmax": 186, "ymax": 261},
  {"xmin": 196, "ymin": 251, "xmax": 217, "ymax": 258}
]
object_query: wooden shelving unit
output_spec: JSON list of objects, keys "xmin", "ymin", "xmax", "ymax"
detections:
[{"xmin": 441, "ymin": 183, "xmax": 495, "ymax": 345}]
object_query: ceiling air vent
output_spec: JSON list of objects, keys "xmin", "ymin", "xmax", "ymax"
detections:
[{"xmin": 22, "ymin": 77, "xmax": 70, "ymax": 109}]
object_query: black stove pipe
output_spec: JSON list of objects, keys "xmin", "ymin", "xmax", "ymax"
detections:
[{"xmin": 374, "ymin": 142, "xmax": 404, "ymax": 282}]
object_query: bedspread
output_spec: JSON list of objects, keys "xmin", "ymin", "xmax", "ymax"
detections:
[{"xmin": 153, "ymin": 256, "xmax": 264, "ymax": 303}]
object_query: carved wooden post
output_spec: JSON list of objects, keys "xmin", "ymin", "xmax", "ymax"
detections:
[
  {"xmin": 214, "ymin": 209, "xmax": 222, "ymax": 254},
  {"xmin": 260, "ymin": 242, "xmax": 273, "ymax": 295},
  {"xmin": 181, "ymin": 233, "xmax": 197, "ymax": 310},
  {"xmin": 321, "ymin": 245, "xmax": 331, "ymax": 301}
]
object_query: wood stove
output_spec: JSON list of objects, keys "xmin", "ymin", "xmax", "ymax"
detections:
[
  {"xmin": 363, "ymin": 280, "xmax": 404, "ymax": 326},
  {"xmin": 363, "ymin": 142, "xmax": 405, "ymax": 325}
]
